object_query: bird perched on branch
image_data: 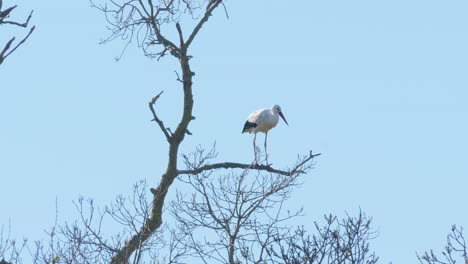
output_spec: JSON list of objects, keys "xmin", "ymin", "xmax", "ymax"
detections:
[{"xmin": 242, "ymin": 104, "xmax": 288, "ymax": 165}]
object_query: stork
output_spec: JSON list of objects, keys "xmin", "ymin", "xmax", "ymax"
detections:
[{"xmin": 242, "ymin": 104, "xmax": 288, "ymax": 165}]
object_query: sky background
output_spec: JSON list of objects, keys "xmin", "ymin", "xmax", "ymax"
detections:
[{"xmin": 1, "ymin": 0, "xmax": 467, "ymax": 263}]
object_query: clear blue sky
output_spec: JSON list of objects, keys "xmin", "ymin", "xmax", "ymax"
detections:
[{"xmin": 1, "ymin": 0, "xmax": 467, "ymax": 263}]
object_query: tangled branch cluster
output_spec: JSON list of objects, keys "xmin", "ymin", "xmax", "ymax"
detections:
[
  {"xmin": 90, "ymin": 0, "xmax": 222, "ymax": 61},
  {"xmin": 418, "ymin": 225, "xmax": 467, "ymax": 264}
]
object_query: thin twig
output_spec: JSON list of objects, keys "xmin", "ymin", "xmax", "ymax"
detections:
[
  {"xmin": 0, "ymin": 25, "xmax": 35, "ymax": 64},
  {"xmin": 185, "ymin": 0, "xmax": 221, "ymax": 50},
  {"xmin": 149, "ymin": 91, "xmax": 172, "ymax": 141}
]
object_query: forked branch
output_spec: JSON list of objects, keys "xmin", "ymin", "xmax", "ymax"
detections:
[{"xmin": 0, "ymin": 4, "xmax": 34, "ymax": 65}]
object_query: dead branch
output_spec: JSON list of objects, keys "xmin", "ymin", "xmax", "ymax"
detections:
[
  {"xmin": 185, "ymin": 0, "xmax": 222, "ymax": 50},
  {"xmin": 178, "ymin": 151, "xmax": 321, "ymax": 177},
  {"xmin": 90, "ymin": 0, "xmax": 182, "ymax": 60},
  {"xmin": 175, "ymin": 22, "xmax": 184, "ymax": 48},
  {"xmin": 0, "ymin": 222, "xmax": 27, "ymax": 264},
  {"xmin": 149, "ymin": 90, "xmax": 172, "ymax": 141}
]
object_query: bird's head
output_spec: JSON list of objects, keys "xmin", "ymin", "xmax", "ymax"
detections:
[{"xmin": 272, "ymin": 104, "xmax": 289, "ymax": 126}]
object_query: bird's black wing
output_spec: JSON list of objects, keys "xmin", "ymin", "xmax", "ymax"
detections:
[{"xmin": 242, "ymin": 121, "xmax": 257, "ymax": 133}]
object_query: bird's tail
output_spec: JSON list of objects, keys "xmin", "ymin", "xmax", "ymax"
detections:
[{"xmin": 242, "ymin": 121, "xmax": 257, "ymax": 133}]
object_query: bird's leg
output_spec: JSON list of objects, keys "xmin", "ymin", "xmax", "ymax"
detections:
[
  {"xmin": 264, "ymin": 132, "xmax": 269, "ymax": 165},
  {"xmin": 253, "ymin": 133, "xmax": 258, "ymax": 165}
]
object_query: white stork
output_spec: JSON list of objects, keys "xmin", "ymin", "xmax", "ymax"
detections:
[{"xmin": 242, "ymin": 104, "xmax": 288, "ymax": 164}]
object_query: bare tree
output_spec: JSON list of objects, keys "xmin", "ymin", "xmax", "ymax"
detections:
[
  {"xmin": 418, "ymin": 225, "xmax": 467, "ymax": 264},
  {"xmin": 0, "ymin": 0, "xmax": 34, "ymax": 65},
  {"xmin": 86, "ymin": 0, "xmax": 320, "ymax": 263},
  {"xmin": 168, "ymin": 146, "xmax": 319, "ymax": 264}
]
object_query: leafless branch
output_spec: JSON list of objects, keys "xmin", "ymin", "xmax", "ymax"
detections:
[
  {"xmin": 0, "ymin": 222, "xmax": 27, "ymax": 264},
  {"xmin": 0, "ymin": 25, "xmax": 35, "ymax": 64},
  {"xmin": 178, "ymin": 150, "xmax": 321, "ymax": 177},
  {"xmin": 418, "ymin": 225, "xmax": 467, "ymax": 264},
  {"xmin": 25, "ymin": 180, "xmax": 176, "ymax": 264},
  {"xmin": 149, "ymin": 91, "xmax": 172, "ymax": 141},
  {"xmin": 174, "ymin": 70, "xmax": 183, "ymax": 83},
  {"xmin": 269, "ymin": 210, "xmax": 379, "ymax": 264},
  {"xmin": 0, "ymin": 4, "xmax": 34, "ymax": 65},
  {"xmin": 90, "ymin": 0, "xmax": 188, "ymax": 60},
  {"xmin": 175, "ymin": 22, "xmax": 184, "ymax": 48},
  {"xmin": 184, "ymin": 0, "xmax": 221, "ymax": 50}
]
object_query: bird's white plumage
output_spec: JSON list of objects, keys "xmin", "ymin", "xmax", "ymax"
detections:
[{"xmin": 244, "ymin": 107, "xmax": 280, "ymax": 134}]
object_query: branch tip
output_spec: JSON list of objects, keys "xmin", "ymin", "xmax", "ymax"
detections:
[
  {"xmin": 151, "ymin": 90, "xmax": 164, "ymax": 105},
  {"xmin": 148, "ymin": 91, "xmax": 171, "ymax": 140}
]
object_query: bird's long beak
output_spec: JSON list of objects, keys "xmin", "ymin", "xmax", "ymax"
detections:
[{"xmin": 279, "ymin": 111, "xmax": 289, "ymax": 126}]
